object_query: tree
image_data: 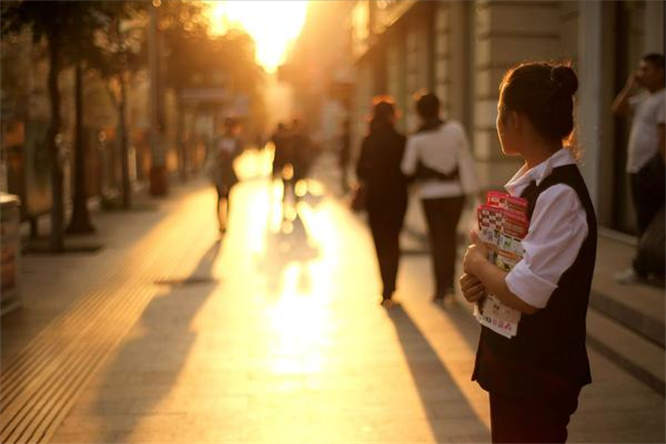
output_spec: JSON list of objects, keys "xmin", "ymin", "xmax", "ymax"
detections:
[
  {"xmin": 89, "ymin": 5, "xmax": 147, "ymax": 209},
  {"xmin": 2, "ymin": 1, "xmax": 108, "ymax": 250},
  {"xmin": 158, "ymin": 3, "xmax": 265, "ymax": 178},
  {"xmin": 158, "ymin": 0, "xmax": 210, "ymax": 181},
  {"xmin": 67, "ymin": 2, "xmax": 143, "ymax": 227}
]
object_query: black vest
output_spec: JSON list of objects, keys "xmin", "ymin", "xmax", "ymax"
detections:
[{"xmin": 472, "ymin": 164, "xmax": 597, "ymax": 398}]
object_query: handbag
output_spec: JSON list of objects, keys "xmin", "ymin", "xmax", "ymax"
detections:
[{"xmin": 350, "ymin": 182, "xmax": 367, "ymax": 212}]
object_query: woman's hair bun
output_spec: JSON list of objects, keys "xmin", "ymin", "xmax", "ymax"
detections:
[{"xmin": 551, "ymin": 65, "xmax": 578, "ymax": 96}]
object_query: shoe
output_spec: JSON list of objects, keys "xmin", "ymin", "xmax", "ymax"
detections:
[
  {"xmin": 381, "ymin": 289, "xmax": 393, "ymax": 307},
  {"xmin": 380, "ymin": 296, "xmax": 393, "ymax": 308},
  {"xmin": 432, "ymin": 296, "xmax": 446, "ymax": 305},
  {"xmin": 614, "ymin": 267, "xmax": 644, "ymax": 285}
]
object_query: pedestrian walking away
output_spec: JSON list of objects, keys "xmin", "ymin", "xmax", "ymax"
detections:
[
  {"xmin": 460, "ymin": 62, "xmax": 597, "ymax": 443},
  {"xmin": 290, "ymin": 118, "xmax": 314, "ymax": 200},
  {"xmin": 270, "ymin": 122, "xmax": 293, "ymax": 204},
  {"xmin": 339, "ymin": 119, "xmax": 352, "ymax": 194},
  {"xmin": 401, "ymin": 91, "xmax": 479, "ymax": 302},
  {"xmin": 611, "ymin": 53, "xmax": 665, "ymax": 284},
  {"xmin": 356, "ymin": 96, "xmax": 408, "ymax": 305},
  {"xmin": 206, "ymin": 117, "xmax": 244, "ymax": 235}
]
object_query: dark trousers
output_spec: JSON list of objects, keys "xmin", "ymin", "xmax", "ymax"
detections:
[
  {"xmin": 490, "ymin": 390, "xmax": 580, "ymax": 443},
  {"xmin": 630, "ymin": 155, "xmax": 666, "ymax": 275},
  {"xmin": 421, "ymin": 196, "xmax": 465, "ymax": 297},
  {"xmin": 368, "ymin": 202, "xmax": 406, "ymax": 297},
  {"xmin": 216, "ymin": 184, "xmax": 231, "ymax": 229}
]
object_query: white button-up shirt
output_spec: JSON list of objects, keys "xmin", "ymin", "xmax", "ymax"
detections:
[
  {"xmin": 504, "ymin": 148, "xmax": 590, "ymax": 309},
  {"xmin": 401, "ymin": 121, "xmax": 479, "ymax": 199},
  {"xmin": 627, "ymin": 89, "xmax": 666, "ymax": 173}
]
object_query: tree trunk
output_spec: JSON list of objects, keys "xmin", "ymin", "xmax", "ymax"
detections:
[
  {"xmin": 120, "ymin": 71, "xmax": 131, "ymax": 209},
  {"xmin": 47, "ymin": 36, "xmax": 65, "ymax": 252},
  {"xmin": 177, "ymin": 93, "xmax": 186, "ymax": 182},
  {"xmin": 67, "ymin": 62, "xmax": 95, "ymax": 233}
]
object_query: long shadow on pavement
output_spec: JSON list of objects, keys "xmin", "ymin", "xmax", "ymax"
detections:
[
  {"xmin": 256, "ymin": 211, "xmax": 320, "ymax": 298},
  {"xmin": 386, "ymin": 303, "xmax": 489, "ymax": 443},
  {"xmin": 90, "ymin": 240, "xmax": 221, "ymax": 443}
]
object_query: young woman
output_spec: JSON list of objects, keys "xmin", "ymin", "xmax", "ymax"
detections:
[
  {"xmin": 356, "ymin": 96, "xmax": 408, "ymax": 304},
  {"xmin": 208, "ymin": 117, "xmax": 243, "ymax": 234},
  {"xmin": 460, "ymin": 62, "xmax": 597, "ymax": 443},
  {"xmin": 401, "ymin": 92, "xmax": 479, "ymax": 302}
]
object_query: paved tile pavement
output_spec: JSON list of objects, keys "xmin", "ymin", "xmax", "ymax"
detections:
[{"xmin": 3, "ymin": 150, "xmax": 664, "ymax": 443}]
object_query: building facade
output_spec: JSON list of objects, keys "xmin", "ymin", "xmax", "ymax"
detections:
[{"xmin": 350, "ymin": 0, "xmax": 665, "ymax": 234}]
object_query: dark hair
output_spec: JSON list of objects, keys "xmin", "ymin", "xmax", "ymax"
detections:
[
  {"xmin": 415, "ymin": 91, "xmax": 440, "ymax": 120},
  {"xmin": 225, "ymin": 117, "xmax": 237, "ymax": 129},
  {"xmin": 369, "ymin": 95, "xmax": 396, "ymax": 132},
  {"xmin": 499, "ymin": 62, "xmax": 578, "ymax": 144},
  {"xmin": 643, "ymin": 53, "xmax": 665, "ymax": 70}
]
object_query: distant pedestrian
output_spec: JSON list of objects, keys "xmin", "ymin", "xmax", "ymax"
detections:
[
  {"xmin": 271, "ymin": 122, "xmax": 293, "ymax": 201},
  {"xmin": 290, "ymin": 119, "xmax": 313, "ymax": 199},
  {"xmin": 401, "ymin": 92, "xmax": 479, "ymax": 302},
  {"xmin": 339, "ymin": 119, "xmax": 352, "ymax": 193},
  {"xmin": 611, "ymin": 53, "xmax": 665, "ymax": 284},
  {"xmin": 460, "ymin": 62, "xmax": 597, "ymax": 443},
  {"xmin": 207, "ymin": 117, "xmax": 243, "ymax": 234},
  {"xmin": 356, "ymin": 96, "xmax": 408, "ymax": 304}
]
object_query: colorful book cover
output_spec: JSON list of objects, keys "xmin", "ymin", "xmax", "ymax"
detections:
[{"xmin": 473, "ymin": 192, "xmax": 529, "ymax": 338}]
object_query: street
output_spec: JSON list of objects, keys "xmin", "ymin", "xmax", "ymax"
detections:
[{"xmin": 1, "ymin": 150, "xmax": 664, "ymax": 444}]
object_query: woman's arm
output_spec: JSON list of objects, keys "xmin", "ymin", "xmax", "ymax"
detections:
[
  {"xmin": 401, "ymin": 137, "xmax": 418, "ymax": 176},
  {"xmin": 462, "ymin": 233, "xmax": 538, "ymax": 314},
  {"xmin": 462, "ymin": 184, "xmax": 589, "ymax": 315},
  {"xmin": 355, "ymin": 138, "xmax": 370, "ymax": 180},
  {"xmin": 611, "ymin": 72, "xmax": 637, "ymax": 116}
]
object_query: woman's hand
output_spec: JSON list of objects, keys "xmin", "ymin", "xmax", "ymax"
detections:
[
  {"xmin": 459, "ymin": 272, "xmax": 486, "ymax": 303},
  {"xmin": 462, "ymin": 231, "xmax": 489, "ymax": 275}
]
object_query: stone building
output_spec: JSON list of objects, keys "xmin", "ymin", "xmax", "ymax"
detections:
[{"xmin": 350, "ymin": 0, "xmax": 664, "ymax": 234}]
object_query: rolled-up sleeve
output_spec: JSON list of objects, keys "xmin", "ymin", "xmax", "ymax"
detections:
[{"xmin": 505, "ymin": 185, "xmax": 588, "ymax": 309}]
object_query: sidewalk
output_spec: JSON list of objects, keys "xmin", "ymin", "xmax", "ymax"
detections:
[
  {"xmin": 384, "ymin": 155, "xmax": 666, "ymax": 394},
  {"xmin": 1, "ymin": 150, "xmax": 664, "ymax": 443}
]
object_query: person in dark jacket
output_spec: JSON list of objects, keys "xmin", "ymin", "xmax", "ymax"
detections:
[
  {"xmin": 461, "ymin": 62, "xmax": 597, "ymax": 443},
  {"xmin": 207, "ymin": 117, "xmax": 243, "ymax": 234},
  {"xmin": 339, "ymin": 119, "xmax": 352, "ymax": 193},
  {"xmin": 356, "ymin": 96, "xmax": 408, "ymax": 304},
  {"xmin": 271, "ymin": 122, "xmax": 293, "ymax": 203}
]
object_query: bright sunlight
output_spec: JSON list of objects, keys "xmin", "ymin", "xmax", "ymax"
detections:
[{"xmin": 207, "ymin": 1, "xmax": 309, "ymax": 73}]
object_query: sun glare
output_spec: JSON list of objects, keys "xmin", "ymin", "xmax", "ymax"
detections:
[{"xmin": 207, "ymin": 1, "xmax": 309, "ymax": 73}]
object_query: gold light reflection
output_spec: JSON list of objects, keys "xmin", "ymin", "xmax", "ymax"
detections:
[
  {"xmin": 207, "ymin": 1, "xmax": 309, "ymax": 73},
  {"xmin": 267, "ymin": 268, "xmax": 329, "ymax": 374}
]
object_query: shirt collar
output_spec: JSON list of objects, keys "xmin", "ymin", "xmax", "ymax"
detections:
[{"xmin": 505, "ymin": 148, "xmax": 577, "ymax": 196}]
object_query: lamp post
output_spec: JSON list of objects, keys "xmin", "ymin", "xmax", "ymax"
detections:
[{"xmin": 149, "ymin": 0, "xmax": 168, "ymax": 196}]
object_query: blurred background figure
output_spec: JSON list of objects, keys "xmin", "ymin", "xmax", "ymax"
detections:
[
  {"xmin": 356, "ymin": 96, "xmax": 408, "ymax": 304},
  {"xmin": 401, "ymin": 92, "xmax": 479, "ymax": 303},
  {"xmin": 206, "ymin": 117, "xmax": 244, "ymax": 235},
  {"xmin": 338, "ymin": 119, "xmax": 352, "ymax": 194},
  {"xmin": 611, "ymin": 53, "xmax": 665, "ymax": 285},
  {"xmin": 271, "ymin": 122, "xmax": 293, "ymax": 203},
  {"xmin": 290, "ymin": 118, "xmax": 315, "ymax": 201}
]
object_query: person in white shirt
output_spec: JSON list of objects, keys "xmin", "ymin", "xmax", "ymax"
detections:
[
  {"xmin": 611, "ymin": 53, "xmax": 665, "ymax": 283},
  {"xmin": 401, "ymin": 92, "xmax": 479, "ymax": 301},
  {"xmin": 460, "ymin": 62, "xmax": 597, "ymax": 443}
]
